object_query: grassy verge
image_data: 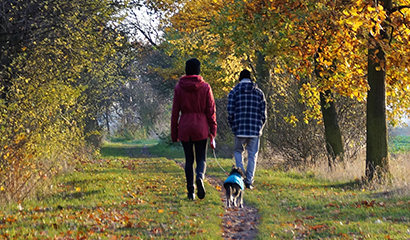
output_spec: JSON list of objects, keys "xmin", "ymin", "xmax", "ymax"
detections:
[
  {"xmin": 252, "ymin": 171, "xmax": 410, "ymax": 239},
  {"xmin": 2, "ymin": 139, "xmax": 410, "ymax": 239},
  {"xmin": 101, "ymin": 139, "xmax": 185, "ymax": 160},
  {"xmin": 0, "ymin": 141, "xmax": 223, "ymax": 239},
  {"xmin": 207, "ymin": 156, "xmax": 410, "ymax": 239}
]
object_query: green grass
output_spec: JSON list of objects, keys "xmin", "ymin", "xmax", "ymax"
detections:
[
  {"xmin": 389, "ymin": 135, "xmax": 410, "ymax": 153},
  {"xmin": 100, "ymin": 139, "xmax": 185, "ymax": 160},
  {"xmin": 2, "ymin": 139, "xmax": 410, "ymax": 239},
  {"xmin": 250, "ymin": 170, "xmax": 410, "ymax": 239},
  {"xmin": 0, "ymin": 141, "xmax": 223, "ymax": 239},
  {"xmin": 148, "ymin": 141, "xmax": 185, "ymax": 160},
  {"xmin": 204, "ymin": 155, "xmax": 410, "ymax": 239},
  {"xmin": 100, "ymin": 139, "xmax": 159, "ymax": 157}
]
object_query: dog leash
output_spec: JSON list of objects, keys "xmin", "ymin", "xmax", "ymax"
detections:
[
  {"xmin": 210, "ymin": 138, "xmax": 229, "ymax": 176},
  {"xmin": 212, "ymin": 148, "xmax": 229, "ymax": 176}
]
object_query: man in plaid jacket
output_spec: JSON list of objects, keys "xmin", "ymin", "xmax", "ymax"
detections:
[{"xmin": 227, "ymin": 69, "xmax": 267, "ymax": 189}]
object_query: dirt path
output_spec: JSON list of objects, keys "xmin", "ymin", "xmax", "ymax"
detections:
[
  {"xmin": 137, "ymin": 146, "xmax": 260, "ymax": 239},
  {"xmin": 207, "ymin": 175, "xmax": 260, "ymax": 240},
  {"xmin": 175, "ymin": 161, "xmax": 260, "ymax": 240}
]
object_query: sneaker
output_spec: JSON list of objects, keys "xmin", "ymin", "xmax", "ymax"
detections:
[
  {"xmin": 245, "ymin": 182, "xmax": 254, "ymax": 189},
  {"xmin": 188, "ymin": 192, "xmax": 195, "ymax": 201},
  {"xmin": 196, "ymin": 178, "xmax": 206, "ymax": 199}
]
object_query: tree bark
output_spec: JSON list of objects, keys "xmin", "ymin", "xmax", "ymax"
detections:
[
  {"xmin": 366, "ymin": 45, "xmax": 389, "ymax": 181},
  {"xmin": 314, "ymin": 52, "xmax": 344, "ymax": 168},
  {"xmin": 365, "ymin": 0, "xmax": 391, "ymax": 181},
  {"xmin": 320, "ymin": 90, "xmax": 344, "ymax": 167},
  {"xmin": 255, "ymin": 51, "xmax": 270, "ymax": 88},
  {"xmin": 254, "ymin": 51, "xmax": 271, "ymax": 152}
]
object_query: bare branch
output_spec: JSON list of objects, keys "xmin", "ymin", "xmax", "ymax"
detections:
[{"xmin": 135, "ymin": 25, "xmax": 158, "ymax": 47}]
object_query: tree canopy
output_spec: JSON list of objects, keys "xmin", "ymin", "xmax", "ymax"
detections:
[
  {"xmin": 2, "ymin": 0, "xmax": 410, "ymax": 202},
  {"xmin": 0, "ymin": 0, "xmax": 131, "ymax": 202},
  {"xmin": 145, "ymin": 0, "xmax": 410, "ymax": 179}
]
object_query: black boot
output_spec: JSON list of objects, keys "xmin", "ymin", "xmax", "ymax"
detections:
[
  {"xmin": 188, "ymin": 192, "xmax": 195, "ymax": 200},
  {"xmin": 187, "ymin": 185, "xmax": 195, "ymax": 200},
  {"xmin": 196, "ymin": 178, "xmax": 206, "ymax": 199}
]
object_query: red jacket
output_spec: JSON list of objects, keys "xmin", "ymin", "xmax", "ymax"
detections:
[{"xmin": 171, "ymin": 75, "xmax": 217, "ymax": 142}]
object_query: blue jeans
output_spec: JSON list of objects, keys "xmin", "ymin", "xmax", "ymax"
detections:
[
  {"xmin": 181, "ymin": 138, "xmax": 207, "ymax": 194},
  {"xmin": 234, "ymin": 136, "xmax": 260, "ymax": 184}
]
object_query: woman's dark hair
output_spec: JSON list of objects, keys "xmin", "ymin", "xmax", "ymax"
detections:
[{"xmin": 185, "ymin": 58, "xmax": 201, "ymax": 75}]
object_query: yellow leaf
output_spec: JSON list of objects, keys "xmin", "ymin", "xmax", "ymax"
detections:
[
  {"xmin": 367, "ymin": 6, "xmax": 376, "ymax": 12},
  {"xmin": 157, "ymin": 209, "xmax": 164, "ymax": 213},
  {"xmin": 0, "ymin": 186, "xmax": 4, "ymax": 191},
  {"xmin": 352, "ymin": 20, "xmax": 363, "ymax": 31},
  {"xmin": 76, "ymin": 187, "xmax": 81, "ymax": 192},
  {"xmin": 342, "ymin": 9, "xmax": 349, "ymax": 16}
]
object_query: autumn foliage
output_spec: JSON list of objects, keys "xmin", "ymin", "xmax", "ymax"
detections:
[
  {"xmin": 150, "ymin": 0, "xmax": 410, "ymax": 178},
  {"xmin": 0, "ymin": 0, "xmax": 131, "ymax": 203},
  {"xmin": 2, "ymin": 0, "xmax": 410, "ymax": 203}
]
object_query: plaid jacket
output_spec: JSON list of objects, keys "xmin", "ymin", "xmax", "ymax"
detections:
[{"xmin": 227, "ymin": 79, "xmax": 267, "ymax": 137}]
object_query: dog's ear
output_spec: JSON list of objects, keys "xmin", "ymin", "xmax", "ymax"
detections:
[
  {"xmin": 238, "ymin": 168, "xmax": 245, "ymax": 177},
  {"xmin": 229, "ymin": 165, "xmax": 236, "ymax": 175}
]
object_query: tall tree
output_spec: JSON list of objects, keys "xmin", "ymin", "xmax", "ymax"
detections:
[
  {"xmin": 142, "ymin": 0, "xmax": 243, "ymax": 97},
  {"xmin": 314, "ymin": 52, "xmax": 344, "ymax": 166},
  {"xmin": 248, "ymin": 0, "xmax": 410, "ymax": 178},
  {"xmin": 144, "ymin": 0, "xmax": 410, "ymax": 178},
  {"xmin": 207, "ymin": 0, "xmax": 345, "ymax": 163},
  {"xmin": 365, "ymin": 0, "xmax": 390, "ymax": 180},
  {"xmin": 0, "ymin": 0, "xmax": 130, "ymax": 202},
  {"xmin": 333, "ymin": 0, "xmax": 410, "ymax": 180}
]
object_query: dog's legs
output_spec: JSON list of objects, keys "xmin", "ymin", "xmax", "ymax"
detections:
[
  {"xmin": 233, "ymin": 187, "xmax": 239, "ymax": 208},
  {"xmin": 234, "ymin": 188, "xmax": 239, "ymax": 208},
  {"xmin": 226, "ymin": 185, "xmax": 232, "ymax": 208},
  {"xmin": 238, "ymin": 190, "xmax": 244, "ymax": 208}
]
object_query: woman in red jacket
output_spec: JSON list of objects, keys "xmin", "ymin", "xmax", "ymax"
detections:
[{"xmin": 171, "ymin": 58, "xmax": 217, "ymax": 200}]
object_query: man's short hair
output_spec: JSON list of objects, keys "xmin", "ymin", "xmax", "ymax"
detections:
[{"xmin": 239, "ymin": 70, "xmax": 251, "ymax": 81}]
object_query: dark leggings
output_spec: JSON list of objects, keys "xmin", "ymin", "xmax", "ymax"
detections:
[{"xmin": 181, "ymin": 138, "xmax": 207, "ymax": 194}]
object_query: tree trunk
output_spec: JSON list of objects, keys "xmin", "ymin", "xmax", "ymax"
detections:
[
  {"xmin": 85, "ymin": 116, "xmax": 103, "ymax": 148},
  {"xmin": 105, "ymin": 105, "xmax": 110, "ymax": 137},
  {"xmin": 320, "ymin": 90, "xmax": 344, "ymax": 168},
  {"xmin": 314, "ymin": 52, "xmax": 344, "ymax": 168},
  {"xmin": 366, "ymin": 45, "xmax": 389, "ymax": 181},
  {"xmin": 255, "ymin": 51, "xmax": 270, "ymax": 88},
  {"xmin": 365, "ymin": 0, "xmax": 391, "ymax": 181},
  {"xmin": 254, "ymin": 51, "xmax": 271, "ymax": 152}
]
